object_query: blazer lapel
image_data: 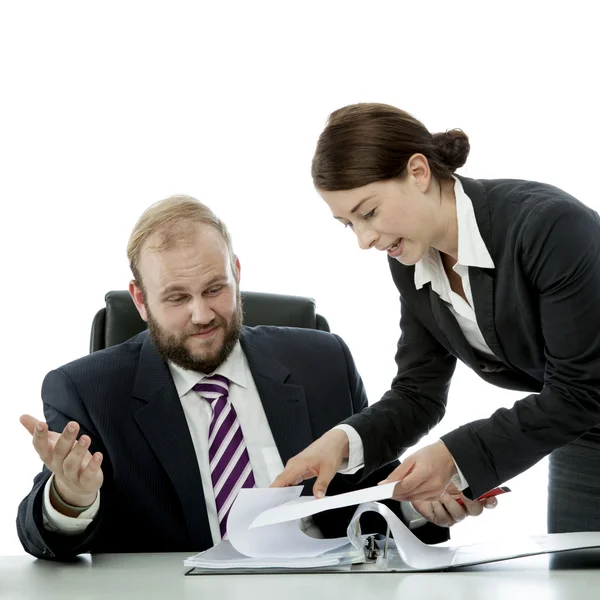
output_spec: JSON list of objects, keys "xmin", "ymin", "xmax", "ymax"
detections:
[
  {"xmin": 468, "ymin": 267, "xmax": 507, "ymax": 364},
  {"xmin": 459, "ymin": 176, "xmax": 508, "ymax": 364},
  {"xmin": 240, "ymin": 329, "xmax": 314, "ymax": 465},
  {"xmin": 132, "ymin": 333, "xmax": 212, "ymax": 547},
  {"xmin": 428, "ymin": 287, "xmax": 479, "ymax": 368}
]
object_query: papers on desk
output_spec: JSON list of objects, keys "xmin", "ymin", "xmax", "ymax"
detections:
[
  {"xmin": 184, "ymin": 483, "xmax": 600, "ymax": 574},
  {"xmin": 184, "ymin": 540, "xmax": 364, "ymax": 570}
]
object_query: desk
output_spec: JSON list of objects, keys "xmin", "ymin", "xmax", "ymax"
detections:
[{"xmin": 1, "ymin": 550, "xmax": 599, "ymax": 600}]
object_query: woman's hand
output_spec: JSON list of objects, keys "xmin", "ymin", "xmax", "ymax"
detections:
[
  {"xmin": 380, "ymin": 440, "xmax": 459, "ymax": 501},
  {"xmin": 412, "ymin": 492, "xmax": 498, "ymax": 527}
]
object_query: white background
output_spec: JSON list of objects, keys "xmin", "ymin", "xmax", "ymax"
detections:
[{"xmin": 1, "ymin": 1, "xmax": 598, "ymax": 556}]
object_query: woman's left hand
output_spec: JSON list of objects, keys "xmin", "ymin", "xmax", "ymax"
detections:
[
  {"xmin": 380, "ymin": 440, "xmax": 459, "ymax": 501},
  {"xmin": 412, "ymin": 492, "xmax": 497, "ymax": 527}
]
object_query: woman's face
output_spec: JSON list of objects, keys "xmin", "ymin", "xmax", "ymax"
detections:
[{"xmin": 318, "ymin": 156, "xmax": 444, "ymax": 266}]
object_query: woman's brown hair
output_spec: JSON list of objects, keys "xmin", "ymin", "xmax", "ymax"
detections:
[{"xmin": 311, "ymin": 103, "xmax": 470, "ymax": 191}]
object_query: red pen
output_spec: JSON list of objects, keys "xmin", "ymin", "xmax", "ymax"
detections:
[{"xmin": 455, "ymin": 485, "xmax": 511, "ymax": 506}]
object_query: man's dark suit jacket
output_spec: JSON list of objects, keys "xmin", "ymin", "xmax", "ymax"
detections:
[
  {"xmin": 343, "ymin": 176, "xmax": 600, "ymax": 499},
  {"xmin": 18, "ymin": 326, "xmax": 447, "ymax": 560}
]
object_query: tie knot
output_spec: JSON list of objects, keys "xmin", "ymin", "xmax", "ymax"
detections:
[{"xmin": 193, "ymin": 374, "xmax": 230, "ymax": 404}]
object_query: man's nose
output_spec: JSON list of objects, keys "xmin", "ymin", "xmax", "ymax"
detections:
[{"xmin": 190, "ymin": 298, "xmax": 216, "ymax": 325}]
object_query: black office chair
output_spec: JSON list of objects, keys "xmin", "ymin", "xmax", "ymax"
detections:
[{"xmin": 90, "ymin": 290, "xmax": 330, "ymax": 353}]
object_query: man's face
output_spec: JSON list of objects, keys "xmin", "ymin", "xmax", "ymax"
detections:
[{"xmin": 131, "ymin": 223, "xmax": 243, "ymax": 373}]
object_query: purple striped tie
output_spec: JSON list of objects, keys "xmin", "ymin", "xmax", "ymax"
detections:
[{"xmin": 193, "ymin": 375, "xmax": 255, "ymax": 538}]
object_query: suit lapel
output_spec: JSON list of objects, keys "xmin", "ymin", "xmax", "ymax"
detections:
[
  {"xmin": 132, "ymin": 333, "xmax": 213, "ymax": 547},
  {"xmin": 240, "ymin": 329, "xmax": 314, "ymax": 464},
  {"xmin": 428, "ymin": 286, "xmax": 479, "ymax": 368},
  {"xmin": 459, "ymin": 176, "xmax": 508, "ymax": 364},
  {"xmin": 468, "ymin": 267, "xmax": 507, "ymax": 363}
]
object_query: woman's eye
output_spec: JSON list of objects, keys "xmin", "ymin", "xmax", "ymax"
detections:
[{"xmin": 363, "ymin": 209, "xmax": 376, "ymax": 220}]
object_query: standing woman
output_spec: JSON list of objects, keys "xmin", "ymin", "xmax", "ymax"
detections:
[{"xmin": 273, "ymin": 103, "xmax": 600, "ymax": 533}]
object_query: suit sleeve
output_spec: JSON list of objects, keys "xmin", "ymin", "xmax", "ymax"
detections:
[
  {"xmin": 332, "ymin": 334, "xmax": 368, "ymax": 414},
  {"xmin": 16, "ymin": 369, "xmax": 109, "ymax": 560},
  {"xmin": 442, "ymin": 203, "xmax": 600, "ymax": 498},
  {"xmin": 339, "ymin": 295, "xmax": 457, "ymax": 477}
]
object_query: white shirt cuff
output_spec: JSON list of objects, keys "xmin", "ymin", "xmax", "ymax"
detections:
[
  {"xmin": 451, "ymin": 462, "xmax": 469, "ymax": 491},
  {"xmin": 400, "ymin": 501, "xmax": 428, "ymax": 530},
  {"xmin": 42, "ymin": 474, "xmax": 100, "ymax": 535},
  {"xmin": 332, "ymin": 425, "xmax": 365, "ymax": 475},
  {"xmin": 439, "ymin": 439, "xmax": 469, "ymax": 491}
]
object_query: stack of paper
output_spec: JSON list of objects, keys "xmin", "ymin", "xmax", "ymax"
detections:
[
  {"xmin": 185, "ymin": 483, "xmax": 600, "ymax": 573},
  {"xmin": 184, "ymin": 540, "xmax": 364, "ymax": 570}
]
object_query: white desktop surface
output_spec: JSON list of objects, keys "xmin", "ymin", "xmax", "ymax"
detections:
[{"xmin": 1, "ymin": 549, "xmax": 599, "ymax": 600}]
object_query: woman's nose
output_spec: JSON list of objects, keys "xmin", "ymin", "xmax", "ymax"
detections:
[{"xmin": 356, "ymin": 227, "xmax": 378, "ymax": 250}]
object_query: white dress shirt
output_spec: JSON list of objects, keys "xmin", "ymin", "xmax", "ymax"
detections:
[
  {"xmin": 335, "ymin": 176, "xmax": 498, "ymax": 500},
  {"xmin": 414, "ymin": 176, "xmax": 496, "ymax": 359}
]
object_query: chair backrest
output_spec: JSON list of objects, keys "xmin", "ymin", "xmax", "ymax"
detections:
[{"xmin": 90, "ymin": 290, "xmax": 330, "ymax": 352}]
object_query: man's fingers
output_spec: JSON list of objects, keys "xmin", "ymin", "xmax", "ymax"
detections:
[
  {"xmin": 62, "ymin": 435, "xmax": 92, "ymax": 479},
  {"xmin": 29, "ymin": 421, "xmax": 54, "ymax": 466},
  {"xmin": 20, "ymin": 414, "xmax": 41, "ymax": 436},
  {"xmin": 51, "ymin": 422, "xmax": 80, "ymax": 471},
  {"xmin": 79, "ymin": 452, "xmax": 104, "ymax": 488}
]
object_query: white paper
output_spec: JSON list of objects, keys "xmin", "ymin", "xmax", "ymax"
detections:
[
  {"xmin": 226, "ymin": 487, "xmax": 349, "ymax": 558},
  {"xmin": 185, "ymin": 540, "xmax": 345, "ymax": 569},
  {"xmin": 250, "ymin": 481, "xmax": 397, "ymax": 528},
  {"xmin": 451, "ymin": 532, "xmax": 600, "ymax": 568}
]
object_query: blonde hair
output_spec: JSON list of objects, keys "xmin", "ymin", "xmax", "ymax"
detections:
[{"xmin": 127, "ymin": 194, "xmax": 236, "ymax": 284}]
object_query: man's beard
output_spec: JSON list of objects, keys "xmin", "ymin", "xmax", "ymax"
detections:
[{"xmin": 147, "ymin": 292, "xmax": 243, "ymax": 374}]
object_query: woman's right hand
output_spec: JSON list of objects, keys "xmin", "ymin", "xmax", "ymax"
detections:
[
  {"xmin": 270, "ymin": 429, "xmax": 350, "ymax": 498},
  {"xmin": 20, "ymin": 414, "xmax": 104, "ymax": 509}
]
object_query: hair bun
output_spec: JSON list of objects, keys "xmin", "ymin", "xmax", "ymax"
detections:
[{"xmin": 431, "ymin": 129, "xmax": 470, "ymax": 171}]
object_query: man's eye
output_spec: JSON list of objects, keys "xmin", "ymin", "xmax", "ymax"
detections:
[{"xmin": 206, "ymin": 286, "xmax": 223, "ymax": 295}]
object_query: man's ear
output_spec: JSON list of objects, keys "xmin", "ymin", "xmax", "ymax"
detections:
[
  {"xmin": 234, "ymin": 255, "xmax": 241, "ymax": 283},
  {"xmin": 129, "ymin": 280, "xmax": 149, "ymax": 322}
]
